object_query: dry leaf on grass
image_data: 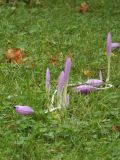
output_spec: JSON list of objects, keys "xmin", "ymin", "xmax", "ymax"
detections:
[
  {"xmin": 112, "ymin": 125, "xmax": 120, "ymax": 132},
  {"xmin": 79, "ymin": 2, "xmax": 89, "ymax": 13},
  {"xmin": 49, "ymin": 52, "xmax": 63, "ymax": 66},
  {"xmin": 83, "ymin": 69, "xmax": 94, "ymax": 77},
  {"xmin": 49, "ymin": 56, "xmax": 59, "ymax": 65},
  {"xmin": 5, "ymin": 48, "xmax": 25, "ymax": 64}
]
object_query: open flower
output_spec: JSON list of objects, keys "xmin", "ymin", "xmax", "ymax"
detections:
[
  {"xmin": 15, "ymin": 105, "xmax": 34, "ymax": 115},
  {"xmin": 73, "ymin": 85, "xmax": 97, "ymax": 94}
]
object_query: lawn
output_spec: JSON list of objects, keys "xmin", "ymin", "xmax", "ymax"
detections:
[{"xmin": 0, "ymin": 0, "xmax": 120, "ymax": 159}]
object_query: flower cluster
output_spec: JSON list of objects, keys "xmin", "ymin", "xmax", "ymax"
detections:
[
  {"xmin": 45, "ymin": 58, "xmax": 71, "ymax": 113},
  {"xmin": 45, "ymin": 32, "xmax": 120, "ymax": 112},
  {"xmin": 73, "ymin": 32, "xmax": 120, "ymax": 94},
  {"xmin": 15, "ymin": 33, "xmax": 120, "ymax": 115}
]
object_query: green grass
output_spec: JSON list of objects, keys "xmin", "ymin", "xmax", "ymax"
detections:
[{"xmin": 0, "ymin": 0, "xmax": 120, "ymax": 159}]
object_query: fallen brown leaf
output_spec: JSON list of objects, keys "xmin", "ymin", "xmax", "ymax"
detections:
[
  {"xmin": 5, "ymin": 48, "xmax": 25, "ymax": 64},
  {"xmin": 49, "ymin": 56, "xmax": 59, "ymax": 65},
  {"xmin": 79, "ymin": 2, "xmax": 89, "ymax": 13},
  {"xmin": 112, "ymin": 125, "xmax": 120, "ymax": 132},
  {"xmin": 49, "ymin": 52, "xmax": 63, "ymax": 66}
]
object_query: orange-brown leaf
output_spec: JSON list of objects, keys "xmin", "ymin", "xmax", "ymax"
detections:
[
  {"xmin": 49, "ymin": 52, "xmax": 63, "ymax": 66},
  {"xmin": 79, "ymin": 2, "xmax": 89, "ymax": 13},
  {"xmin": 5, "ymin": 48, "xmax": 25, "ymax": 64}
]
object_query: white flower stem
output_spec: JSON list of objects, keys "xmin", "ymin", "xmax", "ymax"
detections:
[
  {"xmin": 96, "ymin": 83, "xmax": 113, "ymax": 90},
  {"xmin": 57, "ymin": 91, "xmax": 62, "ymax": 109},
  {"xmin": 63, "ymin": 84, "xmax": 68, "ymax": 107},
  {"xmin": 68, "ymin": 82, "xmax": 82, "ymax": 87},
  {"xmin": 106, "ymin": 57, "xmax": 111, "ymax": 82},
  {"xmin": 45, "ymin": 106, "xmax": 61, "ymax": 113},
  {"xmin": 51, "ymin": 90, "xmax": 57, "ymax": 104},
  {"xmin": 46, "ymin": 92, "xmax": 50, "ymax": 110}
]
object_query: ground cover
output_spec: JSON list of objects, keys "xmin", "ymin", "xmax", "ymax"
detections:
[{"xmin": 0, "ymin": 0, "xmax": 120, "ymax": 159}]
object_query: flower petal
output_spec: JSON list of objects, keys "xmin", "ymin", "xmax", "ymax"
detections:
[
  {"xmin": 74, "ymin": 85, "xmax": 97, "ymax": 94},
  {"xmin": 111, "ymin": 42, "xmax": 120, "ymax": 49},
  {"xmin": 46, "ymin": 68, "xmax": 50, "ymax": 92},
  {"xmin": 64, "ymin": 57, "xmax": 71, "ymax": 83},
  {"xmin": 58, "ymin": 71, "xmax": 65, "ymax": 94},
  {"xmin": 86, "ymin": 79, "xmax": 103, "ymax": 87},
  {"xmin": 15, "ymin": 106, "xmax": 34, "ymax": 115},
  {"xmin": 106, "ymin": 32, "xmax": 112, "ymax": 58}
]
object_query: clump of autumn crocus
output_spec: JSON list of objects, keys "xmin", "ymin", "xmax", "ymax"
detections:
[
  {"xmin": 56, "ymin": 57, "xmax": 71, "ymax": 109},
  {"xmin": 45, "ymin": 57, "xmax": 71, "ymax": 112}
]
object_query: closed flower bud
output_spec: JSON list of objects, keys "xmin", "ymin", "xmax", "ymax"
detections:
[
  {"xmin": 15, "ymin": 105, "xmax": 34, "ymax": 115},
  {"xmin": 86, "ymin": 79, "xmax": 103, "ymax": 87},
  {"xmin": 74, "ymin": 85, "xmax": 97, "ymax": 94}
]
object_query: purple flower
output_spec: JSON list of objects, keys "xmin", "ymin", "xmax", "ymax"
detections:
[
  {"xmin": 86, "ymin": 79, "xmax": 103, "ymax": 87},
  {"xmin": 106, "ymin": 32, "xmax": 120, "ymax": 59},
  {"xmin": 58, "ymin": 71, "xmax": 65, "ymax": 94},
  {"xmin": 15, "ymin": 105, "xmax": 34, "ymax": 115},
  {"xmin": 111, "ymin": 42, "xmax": 120, "ymax": 48},
  {"xmin": 46, "ymin": 68, "xmax": 50, "ymax": 93},
  {"xmin": 64, "ymin": 57, "xmax": 71, "ymax": 83},
  {"xmin": 106, "ymin": 32, "xmax": 112, "ymax": 58},
  {"xmin": 73, "ymin": 85, "xmax": 97, "ymax": 94}
]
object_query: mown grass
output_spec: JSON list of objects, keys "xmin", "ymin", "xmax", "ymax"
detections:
[{"xmin": 0, "ymin": 0, "xmax": 120, "ymax": 159}]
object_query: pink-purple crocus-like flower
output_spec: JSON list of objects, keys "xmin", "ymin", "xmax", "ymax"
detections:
[
  {"xmin": 86, "ymin": 79, "xmax": 103, "ymax": 87},
  {"xmin": 15, "ymin": 105, "xmax": 34, "ymax": 115},
  {"xmin": 63, "ymin": 57, "xmax": 71, "ymax": 106},
  {"xmin": 106, "ymin": 32, "xmax": 112, "ymax": 58},
  {"xmin": 64, "ymin": 57, "xmax": 71, "ymax": 84},
  {"xmin": 58, "ymin": 71, "xmax": 65, "ymax": 95},
  {"xmin": 106, "ymin": 32, "xmax": 120, "ymax": 58},
  {"xmin": 106, "ymin": 32, "xmax": 120, "ymax": 82},
  {"xmin": 73, "ymin": 85, "xmax": 97, "ymax": 94},
  {"xmin": 46, "ymin": 68, "xmax": 50, "ymax": 93}
]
